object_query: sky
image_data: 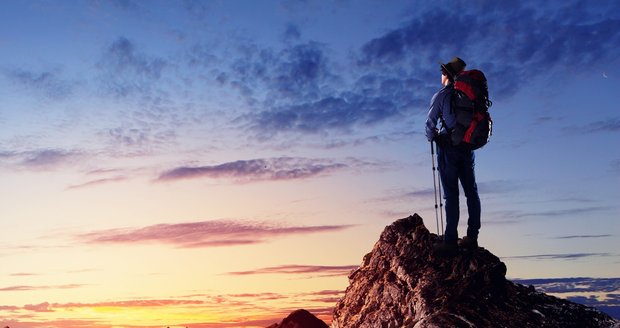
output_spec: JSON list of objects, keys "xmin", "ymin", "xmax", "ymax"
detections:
[{"xmin": 0, "ymin": 0, "xmax": 618, "ymax": 327}]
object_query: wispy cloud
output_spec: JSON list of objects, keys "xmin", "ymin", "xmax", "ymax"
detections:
[
  {"xmin": 78, "ymin": 219, "xmax": 355, "ymax": 248},
  {"xmin": 226, "ymin": 264, "xmax": 358, "ymax": 277},
  {"xmin": 0, "ymin": 149, "xmax": 84, "ymax": 170},
  {"xmin": 554, "ymin": 234, "xmax": 613, "ymax": 239},
  {"xmin": 380, "ymin": 179, "xmax": 527, "ymax": 204},
  {"xmin": 0, "ymin": 284, "xmax": 85, "ymax": 292},
  {"xmin": 51, "ymin": 299, "xmax": 205, "ymax": 309},
  {"xmin": 23, "ymin": 302, "xmax": 53, "ymax": 313},
  {"xmin": 97, "ymin": 36, "xmax": 167, "ymax": 97},
  {"xmin": 504, "ymin": 253, "xmax": 612, "ymax": 261},
  {"xmin": 563, "ymin": 117, "xmax": 620, "ymax": 135},
  {"xmin": 66, "ymin": 176, "xmax": 128, "ymax": 190},
  {"xmin": 3, "ymin": 68, "xmax": 75, "ymax": 100},
  {"xmin": 499, "ymin": 206, "xmax": 612, "ymax": 220},
  {"xmin": 157, "ymin": 157, "xmax": 348, "ymax": 182},
  {"xmin": 9, "ymin": 272, "xmax": 40, "ymax": 277}
]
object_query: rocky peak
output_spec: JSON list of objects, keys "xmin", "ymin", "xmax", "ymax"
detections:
[
  {"xmin": 331, "ymin": 214, "xmax": 618, "ymax": 328},
  {"xmin": 267, "ymin": 309, "xmax": 329, "ymax": 328}
]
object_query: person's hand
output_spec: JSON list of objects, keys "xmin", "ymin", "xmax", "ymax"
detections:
[{"xmin": 432, "ymin": 129, "xmax": 440, "ymax": 141}]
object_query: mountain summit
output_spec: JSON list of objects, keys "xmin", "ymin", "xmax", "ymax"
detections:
[
  {"xmin": 330, "ymin": 214, "xmax": 618, "ymax": 328},
  {"xmin": 267, "ymin": 309, "xmax": 329, "ymax": 328}
]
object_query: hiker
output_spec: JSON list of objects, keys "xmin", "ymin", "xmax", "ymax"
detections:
[{"xmin": 425, "ymin": 57, "xmax": 481, "ymax": 253}]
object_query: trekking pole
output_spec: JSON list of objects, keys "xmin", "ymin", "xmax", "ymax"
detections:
[
  {"xmin": 430, "ymin": 141, "xmax": 441, "ymax": 236},
  {"xmin": 435, "ymin": 141, "xmax": 444, "ymax": 237}
]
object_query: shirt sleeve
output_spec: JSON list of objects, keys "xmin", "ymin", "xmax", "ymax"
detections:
[{"xmin": 425, "ymin": 91, "xmax": 442, "ymax": 142}]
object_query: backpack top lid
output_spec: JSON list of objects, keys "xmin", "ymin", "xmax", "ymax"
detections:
[{"xmin": 454, "ymin": 69, "xmax": 487, "ymax": 102}]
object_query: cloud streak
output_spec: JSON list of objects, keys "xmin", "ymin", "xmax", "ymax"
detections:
[
  {"xmin": 0, "ymin": 284, "xmax": 84, "ymax": 292},
  {"xmin": 563, "ymin": 117, "xmax": 620, "ymax": 135},
  {"xmin": 226, "ymin": 264, "xmax": 358, "ymax": 277},
  {"xmin": 157, "ymin": 157, "xmax": 348, "ymax": 182},
  {"xmin": 0, "ymin": 149, "xmax": 84, "ymax": 170},
  {"xmin": 504, "ymin": 253, "xmax": 612, "ymax": 261},
  {"xmin": 78, "ymin": 219, "xmax": 355, "ymax": 248},
  {"xmin": 554, "ymin": 234, "xmax": 613, "ymax": 239},
  {"xmin": 66, "ymin": 176, "xmax": 128, "ymax": 190}
]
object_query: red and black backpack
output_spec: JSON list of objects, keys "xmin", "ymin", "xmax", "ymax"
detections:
[{"xmin": 448, "ymin": 69, "xmax": 493, "ymax": 150}]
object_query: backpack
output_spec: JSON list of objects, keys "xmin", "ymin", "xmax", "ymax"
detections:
[{"xmin": 447, "ymin": 69, "xmax": 493, "ymax": 150}]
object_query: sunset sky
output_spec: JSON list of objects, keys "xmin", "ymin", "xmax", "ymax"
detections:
[{"xmin": 0, "ymin": 1, "xmax": 619, "ymax": 327}]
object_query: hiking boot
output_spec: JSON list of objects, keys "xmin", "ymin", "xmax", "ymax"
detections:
[
  {"xmin": 433, "ymin": 241, "xmax": 458, "ymax": 256},
  {"xmin": 458, "ymin": 236, "xmax": 478, "ymax": 250}
]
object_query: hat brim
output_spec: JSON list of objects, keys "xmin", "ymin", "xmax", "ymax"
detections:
[{"xmin": 439, "ymin": 62, "xmax": 453, "ymax": 78}]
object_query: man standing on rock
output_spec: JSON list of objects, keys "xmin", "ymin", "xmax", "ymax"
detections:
[{"xmin": 425, "ymin": 57, "xmax": 481, "ymax": 254}]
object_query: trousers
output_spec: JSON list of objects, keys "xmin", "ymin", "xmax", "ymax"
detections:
[{"xmin": 437, "ymin": 144, "xmax": 481, "ymax": 243}]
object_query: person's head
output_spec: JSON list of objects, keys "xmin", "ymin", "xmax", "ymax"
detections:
[{"xmin": 440, "ymin": 57, "xmax": 466, "ymax": 85}]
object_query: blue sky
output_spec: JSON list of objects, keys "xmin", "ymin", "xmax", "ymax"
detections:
[{"xmin": 0, "ymin": 1, "xmax": 618, "ymax": 326}]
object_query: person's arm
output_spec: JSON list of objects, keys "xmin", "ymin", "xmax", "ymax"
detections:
[{"xmin": 425, "ymin": 92, "xmax": 441, "ymax": 142}]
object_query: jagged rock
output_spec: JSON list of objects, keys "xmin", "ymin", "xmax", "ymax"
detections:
[
  {"xmin": 267, "ymin": 309, "xmax": 329, "ymax": 328},
  {"xmin": 331, "ymin": 214, "xmax": 619, "ymax": 328}
]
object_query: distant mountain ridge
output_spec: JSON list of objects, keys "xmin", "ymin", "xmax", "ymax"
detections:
[{"xmin": 269, "ymin": 214, "xmax": 619, "ymax": 328}]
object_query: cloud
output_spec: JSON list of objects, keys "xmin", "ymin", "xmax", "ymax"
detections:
[
  {"xmin": 97, "ymin": 36, "xmax": 167, "ymax": 97},
  {"xmin": 249, "ymin": 93, "xmax": 404, "ymax": 136},
  {"xmin": 0, "ymin": 149, "xmax": 84, "ymax": 170},
  {"xmin": 51, "ymin": 299, "xmax": 204, "ymax": 309},
  {"xmin": 554, "ymin": 234, "xmax": 613, "ymax": 239},
  {"xmin": 20, "ymin": 149, "xmax": 80, "ymax": 167},
  {"xmin": 226, "ymin": 264, "xmax": 358, "ymax": 277},
  {"xmin": 66, "ymin": 176, "xmax": 128, "ymax": 190},
  {"xmin": 157, "ymin": 157, "xmax": 348, "ymax": 182},
  {"xmin": 495, "ymin": 206, "xmax": 613, "ymax": 221},
  {"xmin": 301, "ymin": 289, "xmax": 345, "ymax": 304},
  {"xmin": 357, "ymin": 1, "xmax": 620, "ymax": 99},
  {"xmin": 2, "ymin": 68, "xmax": 75, "ymax": 100},
  {"xmin": 563, "ymin": 117, "xmax": 620, "ymax": 135},
  {"xmin": 0, "ymin": 284, "xmax": 84, "ymax": 292},
  {"xmin": 0, "ymin": 305, "xmax": 19, "ymax": 311},
  {"xmin": 380, "ymin": 179, "xmax": 527, "ymax": 204},
  {"xmin": 504, "ymin": 253, "xmax": 612, "ymax": 261},
  {"xmin": 282, "ymin": 23, "xmax": 302, "ymax": 42},
  {"xmin": 219, "ymin": 40, "xmax": 421, "ymax": 138},
  {"xmin": 23, "ymin": 302, "xmax": 53, "ymax": 313},
  {"xmin": 9, "ymin": 272, "xmax": 39, "ymax": 277},
  {"xmin": 78, "ymin": 219, "xmax": 355, "ymax": 248},
  {"xmin": 520, "ymin": 206, "xmax": 611, "ymax": 218},
  {"xmin": 217, "ymin": 1, "xmax": 620, "ymax": 138}
]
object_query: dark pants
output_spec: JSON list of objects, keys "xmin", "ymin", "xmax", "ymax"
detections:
[{"xmin": 438, "ymin": 144, "xmax": 481, "ymax": 244}]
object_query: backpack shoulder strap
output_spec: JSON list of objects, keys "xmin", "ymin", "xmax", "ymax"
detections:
[{"xmin": 438, "ymin": 85, "xmax": 455, "ymax": 132}]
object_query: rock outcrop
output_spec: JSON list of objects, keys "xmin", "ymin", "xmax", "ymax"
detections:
[
  {"xmin": 267, "ymin": 309, "xmax": 329, "ymax": 328},
  {"xmin": 331, "ymin": 214, "xmax": 618, "ymax": 328}
]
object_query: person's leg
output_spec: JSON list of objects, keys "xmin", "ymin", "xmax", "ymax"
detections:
[
  {"xmin": 438, "ymin": 146, "xmax": 460, "ymax": 244},
  {"xmin": 458, "ymin": 149, "xmax": 481, "ymax": 240}
]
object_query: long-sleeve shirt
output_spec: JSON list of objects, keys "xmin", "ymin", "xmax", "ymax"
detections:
[{"xmin": 425, "ymin": 84, "xmax": 456, "ymax": 142}]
